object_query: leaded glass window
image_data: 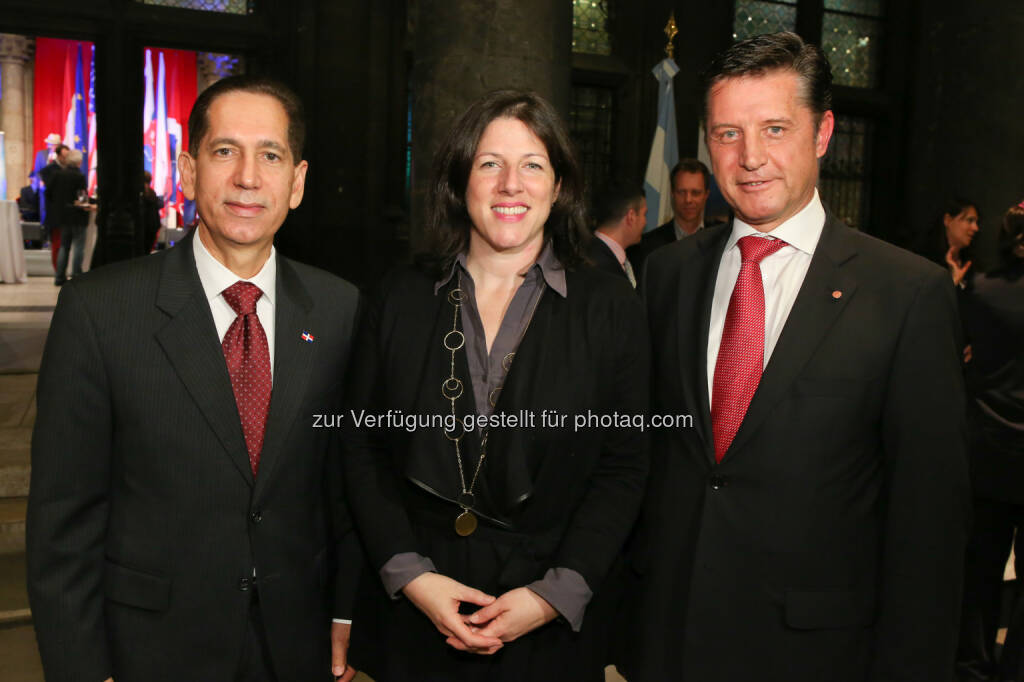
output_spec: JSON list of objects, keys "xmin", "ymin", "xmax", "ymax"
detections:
[
  {"xmin": 822, "ymin": 0, "xmax": 883, "ymax": 87},
  {"xmin": 570, "ymin": 85, "xmax": 614, "ymax": 193},
  {"xmin": 824, "ymin": 0, "xmax": 882, "ymax": 15},
  {"xmin": 819, "ymin": 115, "xmax": 874, "ymax": 230},
  {"xmin": 137, "ymin": 0, "xmax": 252, "ymax": 14},
  {"xmin": 572, "ymin": 0, "xmax": 611, "ymax": 55},
  {"xmin": 732, "ymin": 0, "xmax": 797, "ymax": 41}
]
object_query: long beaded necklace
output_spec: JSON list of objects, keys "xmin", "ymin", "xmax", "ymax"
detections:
[
  {"xmin": 442, "ymin": 277, "xmax": 486, "ymax": 536},
  {"xmin": 442, "ymin": 272, "xmax": 537, "ymax": 536}
]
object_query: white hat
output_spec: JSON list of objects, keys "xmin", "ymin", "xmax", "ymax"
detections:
[{"xmin": 44, "ymin": 133, "xmax": 61, "ymax": 145}]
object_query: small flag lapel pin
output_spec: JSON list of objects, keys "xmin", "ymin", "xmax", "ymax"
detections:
[
  {"xmin": 831, "ymin": 290, "xmax": 843, "ymax": 300},
  {"xmin": 301, "ymin": 331, "xmax": 315, "ymax": 343}
]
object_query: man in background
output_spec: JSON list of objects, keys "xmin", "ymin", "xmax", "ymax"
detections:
[
  {"xmin": 588, "ymin": 180, "xmax": 646, "ymax": 286},
  {"xmin": 628, "ymin": 158, "xmax": 713, "ymax": 271}
]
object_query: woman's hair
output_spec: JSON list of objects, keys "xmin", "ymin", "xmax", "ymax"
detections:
[
  {"xmin": 921, "ymin": 196, "xmax": 978, "ymax": 266},
  {"xmin": 998, "ymin": 201, "xmax": 1024, "ymax": 266},
  {"xmin": 942, "ymin": 197, "xmax": 979, "ymax": 225},
  {"xmin": 417, "ymin": 90, "xmax": 589, "ymax": 277}
]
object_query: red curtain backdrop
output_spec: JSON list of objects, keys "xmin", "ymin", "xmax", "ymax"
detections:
[
  {"xmin": 32, "ymin": 38, "xmax": 94, "ymax": 169},
  {"xmin": 33, "ymin": 40, "xmax": 199, "ymax": 260}
]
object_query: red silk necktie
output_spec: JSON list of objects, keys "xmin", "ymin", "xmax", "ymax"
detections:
[
  {"xmin": 711, "ymin": 235, "xmax": 787, "ymax": 463},
  {"xmin": 221, "ymin": 281, "xmax": 272, "ymax": 476}
]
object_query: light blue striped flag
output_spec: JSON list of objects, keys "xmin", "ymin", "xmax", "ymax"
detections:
[{"xmin": 643, "ymin": 58, "xmax": 680, "ymax": 232}]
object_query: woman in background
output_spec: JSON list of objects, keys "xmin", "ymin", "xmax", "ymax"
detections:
[{"xmin": 956, "ymin": 201, "xmax": 1024, "ymax": 682}]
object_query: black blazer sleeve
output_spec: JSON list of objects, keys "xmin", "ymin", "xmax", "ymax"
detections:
[
  {"xmin": 551, "ymin": 289, "xmax": 649, "ymax": 589},
  {"xmin": 342, "ymin": 278, "xmax": 422, "ymax": 570},
  {"xmin": 872, "ymin": 267, "xmax": 971, "ymax": 680},
  {"xmin": 27, "ymin": 282, "xmax": 114, "ymax": 682}
]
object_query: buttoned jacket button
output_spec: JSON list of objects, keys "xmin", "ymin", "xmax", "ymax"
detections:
[
  {"xmin": 709, "ymin": 475, "xmax": 728, "ymax": 490},
  {"xmin": 250, "ymin": 510, "xmax": 262, "ymax": 524},
  {"xmin": 239, "ymin": 577, "xmax": 251, "ymax": 591}
]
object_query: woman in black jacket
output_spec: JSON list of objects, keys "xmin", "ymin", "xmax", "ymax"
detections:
[{"xmin": 343, "ymin": 90, "xmax": 648, "ymax": 682}]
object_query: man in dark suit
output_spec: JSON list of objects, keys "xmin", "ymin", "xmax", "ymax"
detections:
[
  {"xmin": 28, "ymin": 75, "xmax": 360, "ymax": 682},
  {"xmin": 587, "ymin": 180, "xmax": 646, "ymax": 286},
  {"xmin": 620, "ymin": 32, "xmax": 970, "ymax": 682},
  {"xmin": 48, "ymin": 148, "xmax": 89, "ymax": 285},
  {"xmin": 627, "ymin": 158, "xmax": 713, "ymax": 272}
]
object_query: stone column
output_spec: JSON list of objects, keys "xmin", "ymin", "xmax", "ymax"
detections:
[
  {"xmin": 409, "ymin": 0, "xmax": 572, "ymax": 247},
  {"xmin": 23, "ymin": 40, "xmax": 34, "ymax": 186},
  {"xmin": 0, "ymin": 34, "xmax": 32, "ymax": 200}
]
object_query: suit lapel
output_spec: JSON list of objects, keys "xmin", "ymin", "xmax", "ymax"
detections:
[
  {"xmin": 253, "ymin": 256, "xmax": 316, "ymax": 498},
  {"xmin": 154, "ymin": 234, "xmax": 254, "ymax": 485},
  {"xmin": 724, "ymin": 216, "xmax": 859, "ymax": 460},
  {"xmin": 678, "ymin": 227, "xmax": 729, "ymax": 463}
]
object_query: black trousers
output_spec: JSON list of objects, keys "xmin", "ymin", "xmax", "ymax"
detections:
[
  {"xmin": 957, "ymin": 497, "xmax": 1024, "ymax": 682},
  {"xmin": 235, "ymin": 592, "xmax": 279, "ymax": 682}
]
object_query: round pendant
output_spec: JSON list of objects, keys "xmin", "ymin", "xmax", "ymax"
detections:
[{"xmin": 455, "ymin": 509, "xmax": 478, "ymax": 537}]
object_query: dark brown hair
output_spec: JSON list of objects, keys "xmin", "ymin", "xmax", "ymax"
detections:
[
  {"xmin": 592, "ymin": 180, "xmax": 645, "ymax": 230},
  {"xmin": 418, "ymin": 90, "xmax": 588, "ymax": 277},
  {"xmin": 187, "ymin": 75, "xmax": 305, "ymax": 162},
  {"xmin": 670, "ymin": 158, "xmax": 710, "ymax": 192},
  {"xmin": 701, "ymin": 31, "xmax": 832, "ymax": 125},
  {"xmin": 1000, "ymin": 202, "xmax": 1024, "ymax": 264}
]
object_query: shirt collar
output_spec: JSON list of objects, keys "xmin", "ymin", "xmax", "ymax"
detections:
[
  {"xmin": 725, "ymin": 188, "xmax": 825, "ymax": 254},
  {"xmin": 193, "ymin": 230, "xmax": 277, "ymax": 306},
  {"xmin": 594, "ymin": 231, "xmax": 627, "ymax": 266},
  {"xmin": 673, "ymin": 217, "xmax": 705, "ymax": 240},
  {"xmin": 433, "ymin": 241, "xmax": 568, "ymax": 298}
]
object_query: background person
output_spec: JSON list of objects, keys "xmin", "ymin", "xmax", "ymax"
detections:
[
  {"xmin": 627, "ymin": 158, "xmax": 715, "ymax": 272},
  {"xmin": 588, "ymin": 180, "xmax": 646, "ymax": 286},
  {"xmin": 49, "ymin": 148, "xmax": 89, "ymax": 285},
  {"xmin": 956, "ymin": 201, "xmax": 1024, "ymax": 682}
]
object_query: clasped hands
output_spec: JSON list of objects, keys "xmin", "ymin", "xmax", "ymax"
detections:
[{"xmin": 402, "ymin": 572, "xmax": 557, "ymax": 655}]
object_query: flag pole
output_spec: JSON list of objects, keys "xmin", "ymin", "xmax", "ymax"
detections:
[{"xmin": 642, "ymin": 14, "xmax": 681, "ymax": 232}]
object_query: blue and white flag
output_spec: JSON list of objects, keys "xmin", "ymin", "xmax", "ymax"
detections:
[{"xmin": 643, "ymin": 58, "xmax": 680, "ymax": 232}]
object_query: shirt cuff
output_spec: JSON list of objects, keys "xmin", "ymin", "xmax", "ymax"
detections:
[
  {"xmin": 526, "ymin": 567, "xmax": 592, "ymax": 632},
  {"xmin": 331, "ymin": 619, "xmax": 352, "ymax": 625},
  {"xmin": 380, "ymin": 552, "xmax": 437, "ymax": 598}
]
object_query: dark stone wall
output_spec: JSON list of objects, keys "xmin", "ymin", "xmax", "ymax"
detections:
[
  {"xmin": 900, "ymin": 0, "xmax": 1024, "ymax": 270},
  {"xmin": 409, "ymin": 0, "xmax": 573, "ymax": 248},
  {"xmin": 5, "ymin": 1, "xmax": 1022, "ymax": 279}
]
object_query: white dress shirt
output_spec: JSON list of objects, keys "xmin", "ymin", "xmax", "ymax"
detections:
[
  {"xmin": 192, "ymin": 232, "xmax": 277, "ymax": 379},
  {"xmin": 706, "ymin": 190, "xmax": 826, "ymax": 402}
]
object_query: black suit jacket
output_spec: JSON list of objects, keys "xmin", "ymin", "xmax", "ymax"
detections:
[
  {"xmin": 626, "ymin": 219, "xmax": 676, "ymax": 274},
  {"xmin": 963, "ymin": 260, "xmax": 1024, "ymax": 502},
  {"xmin": 46, "ymin": 165, "xmax": 88, "ymax": 228},
  {"xmin": 619, "ymin": 216, "xmax": 970, "ymax": 682},
  {"xmin": 343, "ymin": 264, "xmax": 648, "ymax": 677},
  {"xmin": 27, "ymin": 233, "xmax": 361, "ymax": 682},
  {"xmin": 586, "ymin": 235, "xmax": 629, "ymax": 281}
]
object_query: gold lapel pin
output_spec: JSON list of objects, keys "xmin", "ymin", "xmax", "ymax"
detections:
[{"xmin": 831, "ymin": 290, "xmax": 842, "ymax": 300}]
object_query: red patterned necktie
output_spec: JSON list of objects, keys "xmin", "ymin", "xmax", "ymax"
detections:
[
  {"xmin": 221, "ymin": 281, "xmax": 272, "ymax": 476},
  {"xmin": 711, "ymin": 235, "xmax": 787, "ymax": 463}
]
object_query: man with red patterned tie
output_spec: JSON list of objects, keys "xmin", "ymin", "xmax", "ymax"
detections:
[
  {"xmin": 618, "ymin": 32, "xmax": 970, "ymax": 682},
  {"xmin": 28, "ymin": 75, "xmax": 360, "ymax": 682}
]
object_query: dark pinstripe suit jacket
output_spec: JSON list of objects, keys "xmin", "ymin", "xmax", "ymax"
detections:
[{"xmin": 27, "ymin": 233, "xmax": 360, "ymax": 682}]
